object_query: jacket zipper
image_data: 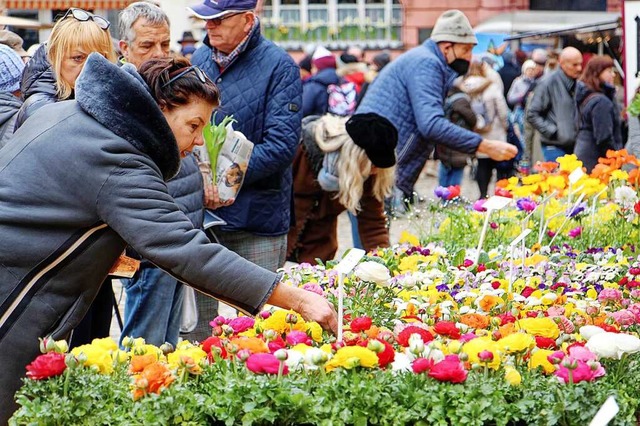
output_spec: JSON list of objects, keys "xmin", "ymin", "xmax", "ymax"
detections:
[
  {"xmin": 397, "ymin": 133, "xmax": 417, "ymax": 163},
  {"xmin": 0, "ymin": 223, "xmax": 108, "ymax": 331}
]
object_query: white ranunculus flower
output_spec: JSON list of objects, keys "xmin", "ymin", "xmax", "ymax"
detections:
[
  {"xmin": 579, "ymin": 325, "xmax": 605, "ymax": 341},
  {"xmin": 354, "ymin": 261, "xmax": 391, "ymax": 285},
  {"xmin": 391, "ymin": 352, "xmax": 412, "ymax": 372},
  {"xmin": 586, "ymin": 332, "xmax": 640, "ymax": 359},
  {"xmin": 285, "ymin": 350, "xmax": 305, "ymax": 370},
  {"xmin": 614, "ymin": 186, "xmax": 638, "ymax": 209}
]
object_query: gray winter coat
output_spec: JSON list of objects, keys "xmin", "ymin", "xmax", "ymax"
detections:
[
  {"xmin": 526, "ymin": 69, "xmax": 578, "ymax": 150},
  {"xmin": 0, "ymin": 55, "xmax": 277, "ymax": 423},
  {"xmin": 0, "ymin": 92, "xmax": 21, "ymax": 149}
]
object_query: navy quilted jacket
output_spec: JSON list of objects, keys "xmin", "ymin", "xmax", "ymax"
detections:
[
  {"xmin": 192, "ymin": 28, "xmax": 302, "ymax": 236},
  {"xmin": 356, "ymin": 39, "xmax": 482, "ymax": 195}
]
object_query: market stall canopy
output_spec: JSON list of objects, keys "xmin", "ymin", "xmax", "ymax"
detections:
[
  {"xmin": 0, "ymin": 15, "xmax": 47, "ymax": 29},
  {"xmin": 4, "ymin": 0, "xmax": 134, "ymax": 8},
  {"xmin": 473, "ymin": 10, "xmax": 620, "ymax": 40}
]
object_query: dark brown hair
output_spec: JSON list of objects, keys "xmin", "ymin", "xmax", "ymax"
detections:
[
  {"xmin": 579, "ymin": 55, "xmax": 614, "ymax": 93},
  {"xmin": 138, "ymin": 57, "xmax": 220, "ymax": 110}
]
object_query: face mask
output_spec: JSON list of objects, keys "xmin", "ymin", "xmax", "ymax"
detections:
[
  {"xmin": 448, "ymin": 58, "xmax": 470, "ymax": 76},
  {"xmin": 446, "ymin": 45, "xmax": 470, "ymax": 76}
]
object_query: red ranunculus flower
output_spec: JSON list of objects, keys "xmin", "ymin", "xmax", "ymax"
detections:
[
  {"xmin": 446, "ymin": 185, "xmax": 461, "ymax": 200},
  {"xmin": 495, "ymin": 312, "xmax": 517, "ymax": 325},
  {"xmin": 494, "ymin": 187, "xmax": 513, "ymax": 198},
  {"xmin": 26, "ymin": 352, "xmax": 67, "ymax": 380},
  {"xmin": 412, "ymin": 357, "xmax": 434, "ymax": 374},
  {"xmin": 434, "ymin": 321, "xmax": 461, "ymax": 339},
  {"xmin": 535, "ymin": 336, "xmax": 557, "ymax": 349},
  {"xmin": 634, "ymin": 200, "xmax": 640, "ymax": 215},
  {"xmin": 350, "ymin": 316, "xmax": 373, "ymax": 333},
  {"xmin": 267, "ymin": 336, "xmax": 286, "ymax": 353},
  {"xmin": 396, "ymin": 326, "xmax": 434, "ymax": 347},
  {"xmin": 428, "ymin": 355, "xmax": 467, "ymax": 383},
  {"xmin": 358, "ymin": 338, "xmax": 395, "ymax": 369},
  {"xmin": 521, "ymin": 287, "xmax": 535, "ymax": 298},
  {"xmin": 246, "ymin": 353, "xmax": 288, "ymax": 375}
]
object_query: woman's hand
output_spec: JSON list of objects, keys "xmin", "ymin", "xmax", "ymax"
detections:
[
  {"xmin": 267, "ymin": 284, "xmax": 338, "ymax": 334},
  {"xmin": 203, "ymin": 177, "xmax": 234, "ymax": 209}
]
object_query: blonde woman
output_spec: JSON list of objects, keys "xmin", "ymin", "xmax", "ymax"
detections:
[
  {"xmin": 13, "ymin": 8, "xmax": 116, "ymax": 348},
  {"xmin": 287, "ymin": 114, "xmax": 396, "ymax": 264},
  {"xmin": 15, "ymin": 8, "xmax": 116, "ymax": 128}
]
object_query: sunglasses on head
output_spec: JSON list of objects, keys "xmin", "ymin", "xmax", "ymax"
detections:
[
  {"xmin": 162, "ymin": 65, "xmax": 210, "ymax": 88},
  {"xmin": 207, "ymin": 11, "xmax": 246, "ymax": 26},
  {"xmin": 60, "ymin": 8, "xmax": 110, "ymax": 31}
]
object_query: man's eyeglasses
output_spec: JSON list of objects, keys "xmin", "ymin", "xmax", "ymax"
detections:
[
  {"xmin": 207, "ymin": 11, "xmax": 246, "ymax": 26},
  {"xmin": 162, "ymin": 65, "xmax": 209, "ymax": 88},
  {"xmin": 60, "ymin": 8, "xmax": 110, "ymax": 31}
]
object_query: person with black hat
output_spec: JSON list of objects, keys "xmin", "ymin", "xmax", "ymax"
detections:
[
  {"xmin": 353, "ymin": 9, "xmax": 517, "ymax": 214},
  {"xmin": 287, "ymin": 114, "xmax": 396, "ymax": 264},
  {"xmin": 178, "ymin": 30, "xmax": 198, "ymax": 58}
]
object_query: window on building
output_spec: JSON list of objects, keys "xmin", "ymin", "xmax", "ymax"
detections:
[
  {"xmin": 261, "ymin": 0, "xmax": 402, "ymax": 50},
  {"xmin": 529, "ymin": 0, "xmax": 606, "ymax": 11}
]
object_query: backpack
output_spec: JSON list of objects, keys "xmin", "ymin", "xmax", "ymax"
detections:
[
  {"xmin": 327, "ymin": 81, "xmax": 358, "ymax": 116},
  {"xmin": 470, "ymin": 96, "xmax": 491, "ymax": 131}
]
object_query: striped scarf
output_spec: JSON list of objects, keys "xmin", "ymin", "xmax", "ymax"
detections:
[{"xmin": 210, "ymin": 16, "xmax": 260, "ymax": 69}]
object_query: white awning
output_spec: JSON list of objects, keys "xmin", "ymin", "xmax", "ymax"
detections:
[{"xmin": 473, "ymin": 10, "xmax": 620, "ymax": 35}]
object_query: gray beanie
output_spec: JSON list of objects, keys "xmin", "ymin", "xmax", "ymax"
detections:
[{"xmin": 430, "ymin": 10, "xmax": 477, "ymax": 45}]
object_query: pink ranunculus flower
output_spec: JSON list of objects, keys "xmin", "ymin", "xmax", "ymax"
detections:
[
  {"xmin": 609, "ymin": 310, "xmax": 637, "ymax": 326},
  {"xmin": 285, "ymin": 330, "xmax": 312, "ymax": 346},
  {"xmin": 568, "ymin": 226, "xmax": 582, "ymax": 238},
  {"xmin": 555, "ymin": 360, "xmax": 605, "ymax": 384},
  {"xmin": 598, "ymin": 289, "xmax": 623, "ymax": 303},
  {"xmin": 246, "ymin": 353, "xmax": 288, "ymax": 375},
  {"xmin": 472, "ymin": 199, "xmax": 487, "ymax": 212},
  {"xmin": 228, "ymin": 317, "xmax": 255, "ymax": 334},
  {"xmin": 567, "ymin": 346, "xmax": 597, "ymax": 363},
  {"xmin": 428, "ymin": 355, "xmax": 468, "ymax": 383},
  {"xmin": 302, "ymin": 283, "xmax": 324, "ymax": 295}
]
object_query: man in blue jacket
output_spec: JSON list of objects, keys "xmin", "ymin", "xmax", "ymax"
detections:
[
  {"xmin": 187, "ymin": 0, "xmax": 302, "ymax": 338},
  {"xmin": 354, "ymin": 9, "xmax": 516, "ymax": 212}
]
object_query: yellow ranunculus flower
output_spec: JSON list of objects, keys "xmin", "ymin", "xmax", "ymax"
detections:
[
  {"xmin": 325, "ymin": 346, "xmax": 378, "ymax": 372},
  {"xmin": 168, "ymin": 346, "xmax": 207, "ymax": 369},
  {"xmin": 399, "ymin": 231, "xmax": 420, "ymax": 247},
  {"xmin": 515, "ymin": 317, "xmax": 560, "ymax": 339},
  {"xmin": 305, "ymin": 321, "xmax": 323, "ymax": 342},
  {"xmin": 546, "ymin": 175, "xmax": 567, "ymax": 190},
  {"xmin": 462, "ymin": 337, "xmax": 501, "ymax": 369},
  {"xmin": 91, "ymin": 337, "xmax": 118, "ymax": 351},
  {"xmin": 504, "ymin": 366, "xmax": 522, "ymax": 386},
  {"xmin": 290, "ymin": 343, "xmax": 312, "ymax": 354},
  {"xmin": 528, "ymin": 349, "xmax": 555, "ymax": 374},
  {"xmin": 497, "ymin": 332, "xmax": 535, "ymax": 354},
  {"xmin": 522, "ymin": 174, "xmax": 543, "ymax": 185},
  {"xmin": 260, "ymin": 310, "xmax": 306, "ymax": 334},
  {"xmin": 611, "ymin": 169, "xmax": 629, "ymax": 181},
  {"xmin": 556, "ymin": 154, "xmax": 582, "ymax": 172},
  {"xmin": 112, "ymin": 349, "xmax": 130, "ymax": 364},
  {"xmin": 71, "ymin": 344, "xmax": 114, "ymax": 374}
]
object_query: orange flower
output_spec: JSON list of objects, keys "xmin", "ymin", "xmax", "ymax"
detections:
[
  {"xmin": 364, "ymin": 325, "xmax": 380, "ymax": 339},
  {"xmin": 478, "ymin": 295, "xmax": 502, "ymax": 312},
  {"xmin": 534, "ymin": 161, "xmax": 558, "ymax": 173},
  {"xmin": 498, "ymin": 322, "xmax": 516, "ymax": 338},
  {"xmin": 230, "ymin": 336, "xmax": 269, "ymax": 354},
  {"xmin": 459, "ymin": 313, "xmax": 490, "ymax": 330},
  {"xmin": 129, "ymin": 354, "xmax": 157, "ymax": 373},
  {"xmin": 132, "ymin": 362, "xmax": 174, "ymax": 400}
]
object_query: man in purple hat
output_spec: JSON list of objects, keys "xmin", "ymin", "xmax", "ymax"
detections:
[{"xmin": 185, "ymin": 0, "xmax": 302, "ymax": 340}]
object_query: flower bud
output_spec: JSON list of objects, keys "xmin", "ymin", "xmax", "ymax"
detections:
[
  {"xmin": 274, "ymin": 349, "xmax": 288, "ymax": 361},
  {"xmin": 561, "ymin": 358, "xmax": 578, "ymax": 370},
  {"xmin": 211, "ymin": 325, "xmax": 224, "ymax": 337},
  {"xmin": 221, "ymin": 324, "xmax": 234, "ymax": 337},
  {"xmin": 491, "ymin": 330, "xmax": 502, "ymax": 341},
  {"xmin": 588, "ymin": 360, "xmax": 600, "ymax": 371},
  {"xmin": 408, "ymin": 334, "xmax": 425, "ymax": 355},
  {"xmin": 585, "ymin": 306, "xmax": 599, "ymax": 316},
  {"xmin": 159, "ymin": 342, "xmax": 174, "ymax": 355},
  {"xmin": 260, "ymin": 310, "xmax": 272, "ymax": 319},
  {"xmin": 236, "ymin": 349, "xmax": 251, "ymax": 362},
  {"xmin": 490, "ymin": 317, "xmax": 502, "ymax": 327},
  {"xmin": 458, "ymin": 352, "xmax": 469, "ymax": 362},
  {"xmin": 55, "ymin": 340, "xmax": 69, "ymax": 354},
  {"xmin": 263, "ymin": 329, "xmax": 278, "ymax": 342},
  {"xmin": 65, "ymin": 354, "xmax": 79, "ymax": 368},
  {"xmin": 308, "ymin": 349, "xmax": 328, "ymax": 366},
  {"xmin": 478, "ymin": 350, "xmax": 494, "ymax": 362},
  {"xmin": 212, "ymin": 315, "xmax": 227, "ymax": 326},
  {"xmin": 285, "ymin": 313, "xmax": 298, "ymax": 324},
  {"xmin": 76, "ymin": 352, "xmax": 88, "ymax": 365},
  {"xmin": 225, "ymin": 342, "xmax": 239, "ymax": 355},
  {"xmin": 39, "ymin": 337, "xmax": 57, "ymax": 354},
  {"xmin": 471, "ymin": 363, "xmax": 483, "ymax": 371},
  {"xmin": 367, "ymin": 339, "xmax": 385, "ymax": 354},
  {"xmin": 121, "ymin": 336, "xmax": 134, "ymax": 349}
]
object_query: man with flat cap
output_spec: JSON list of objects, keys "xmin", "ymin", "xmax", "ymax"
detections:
[
  {"xmin": 185, "ymin": 0, "xmax": 302, "ymax": 339},
  {"xmin": 351, "ymin": 9, "xmax": 517, "ymax": 213}
]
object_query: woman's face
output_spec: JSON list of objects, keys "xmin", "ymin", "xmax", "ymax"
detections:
[
  {"xmin": 162, "ymin": 97, "xmax": 215, "ymax": 158},
  {"xmin": 599, "ymin": 67, "xmax": 615, "ymax": 86},
  {"xmin": 60, "ymin": 47, "xmax": 90, "ymax": 88}
]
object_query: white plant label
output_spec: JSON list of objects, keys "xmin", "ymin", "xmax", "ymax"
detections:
[
  {"xmin": 569, "ymin": 167, "xmax": 585, "ymax": 185},
  {"xmin": 588, "ymin": 396, "xmax": 619, "ymax": 426},
  {"xmin": 482, "ymin": 196, "xmax": 512, "ymax": 211},
  {"xmin": 509, "ymin": 228, "xmax": 532, "ymax": 248},
  {"xmin": 334, "ymin": 248, "xmax": 366, "ymax": 275}
]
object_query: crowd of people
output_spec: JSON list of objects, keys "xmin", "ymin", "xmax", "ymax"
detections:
[{"xmin": 0, "ymin": 2, "xmax": 639, "ymax": 422}]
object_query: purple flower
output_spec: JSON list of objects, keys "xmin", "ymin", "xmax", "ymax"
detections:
[
  {"xmin": 516, "ymin": 198, "xmax": 537, "ymax": 212},
  {"xmin": 434, "ymin": 186, "xmax": 451, "ymax": 200},
  {"xmin": 566, "ymin": 202, "xmax": 587, "ymax": 218},
  {"xmin": 472, "ymin": 199, "xmax": 487, "ymax": 212}
]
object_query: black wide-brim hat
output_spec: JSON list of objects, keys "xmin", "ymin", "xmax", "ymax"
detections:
[{"xmin": 345, "ymin": 113, "xmax": 398, "ymax": 169}]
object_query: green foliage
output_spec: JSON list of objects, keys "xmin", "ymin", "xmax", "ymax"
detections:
[{"xmin": 11, "ymin": 358, "xmax": 640, "ymax": 425}]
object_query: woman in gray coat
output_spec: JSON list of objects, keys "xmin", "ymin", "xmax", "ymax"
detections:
[{"xmin": 0, "ymin": 55, "xmax": 336, "ymax": 423}]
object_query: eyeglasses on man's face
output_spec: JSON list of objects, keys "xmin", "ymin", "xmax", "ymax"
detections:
[
  {"xmin": 60, "ymin": 8, "xmax": 110, "ymax": 31},
  {"xmin": 162, "ymin": 65, "xmax": 209, "ymax": 88},
  {"xmin": 206, "ymin": 11, "xmax": 246, "ymax": 26}
]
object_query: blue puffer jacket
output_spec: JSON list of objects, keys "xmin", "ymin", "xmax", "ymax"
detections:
[
  {"xmin": 192, "ymin": 26, "xmax": 302, "ymax": 236},
  {"xmin": 357, "ymin": 39, "xmax": 482, "ymax": 195}
]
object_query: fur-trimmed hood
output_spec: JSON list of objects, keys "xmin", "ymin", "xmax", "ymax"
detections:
[{"xmin": 74, "ymin": 54, "xmax": 179, "ymax": 180}]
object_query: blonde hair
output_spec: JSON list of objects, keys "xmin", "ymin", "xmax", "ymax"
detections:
[
  {"xmin": 336, "ymin": 140, "xmax": 395, "ymax": 214},
  {"xmin": 47, "ymin": 17, "xmax": 116, "ymax": 99}
]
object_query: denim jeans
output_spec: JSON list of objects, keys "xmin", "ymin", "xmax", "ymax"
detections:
[
  {"xmin": 438, "ymin": 163, "xmax": 464, "ymax": 187},
  {"xmin": 121, "ymin": 262, "xmax": 184, "ymax": 347},
  {"xmin": 347, "ymin": 211, "xmax": 363, "ymax": 249},
  {"xmin": 542, "ymin": 145, "xmax": 569, "ymax": 163}
]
